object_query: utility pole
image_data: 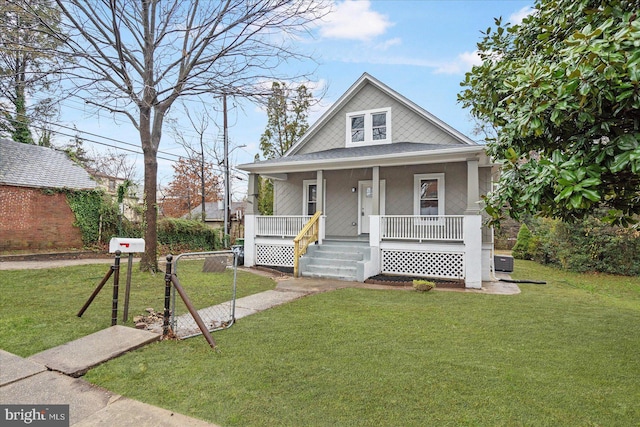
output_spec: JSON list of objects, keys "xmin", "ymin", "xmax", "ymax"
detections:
[{"xmin": 223, "ymin": 93, "xmax": 230, "ymax": 248}]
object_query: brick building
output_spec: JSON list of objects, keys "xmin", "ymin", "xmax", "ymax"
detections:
[{"xmin": 0, "ymin": 138, "xmax": 97, "ymax": 251}]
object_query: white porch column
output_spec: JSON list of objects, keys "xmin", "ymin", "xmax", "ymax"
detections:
[
  {"xmin": 244, "ymin": 214, "xmax": 256, "ymax": 267},
  {"xmin": 372, "ymin": 166, "xmax": 380, "ymax": 215},
  {"xmin": 463, "ymin": 214, "xmax": 483, "ymax": 289},
  {"xmin": 465, "ymin": 159, "xmax": 481, "ymax": 214},
  {"xmin": 246, "ymin": 173, "xmax": 259, "ymax": 215},
  {"xmin": 316, "ymin": 170, "xmax": 324, "ymax": 214},
  {"xmin": 368, "ymin": 215, "xmax": 381, "ymax": 279}
]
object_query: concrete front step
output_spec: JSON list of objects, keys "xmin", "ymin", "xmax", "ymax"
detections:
[
  {"xmin": 301, "ymin": 271, "xmax": 358, "ymax": 281},
  {"xmin": 302, "ymin": 264, "xmax": 358, "ymax": 281},
  {"xmin": 310, "ymin": 249, "xmax": 364, "ymax": 261},
  {"xmin": 300, "ymin": 241, "xmax": 371, "ymax": 282}
]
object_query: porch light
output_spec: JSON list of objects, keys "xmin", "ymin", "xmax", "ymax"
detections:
[{"xmin": 351, "ymin": 187, "xmax": 356, "ymax": 193}]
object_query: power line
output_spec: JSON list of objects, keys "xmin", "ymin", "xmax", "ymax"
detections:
[
  {"xmin": 11, "ymin": 121, "xmax": 180, "ymax": 163},
  {"xmin": 27, "ymin": 93, "xmax": 238, "ymax": 144},
  {"xmin": 0, "ymin": 106, "xmax": 184, "ymax": 161}
]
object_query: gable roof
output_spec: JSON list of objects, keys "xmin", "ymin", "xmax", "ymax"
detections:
[
  {"xmin": 286, "ymin": 72, "xmax": 476, "ymax": 156},
  {"xmin": 0, "ymin": 138, "xmax": 97, "ymax": 190},
  {"xmin": 183, "ymin": 201, "xmax": 246, "ymax": 221}
]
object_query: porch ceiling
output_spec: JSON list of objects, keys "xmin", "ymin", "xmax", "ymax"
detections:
[{"xmin": 239, "ymin": 142, "xmax": 490, "ymax": 175}]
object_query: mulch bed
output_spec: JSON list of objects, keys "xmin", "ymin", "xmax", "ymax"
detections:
[
  {"xmin": 364, "ymin": 274, "xmax": 465, "ymax": 289},
  {"xmin": 255, "ymin": 265, "xmax": 465, "ymax": 289},
  {"xmin": 255, "ymin": 265, "xmax": 294, "ymax": 275}
]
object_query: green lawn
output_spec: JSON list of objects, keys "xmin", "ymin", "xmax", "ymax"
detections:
[
  {"xmin": 0, "ymin": 261, "xmax": 275, "ymax": 356},
  {"xmin": 2, "ymin": 260, "xmax": 639, "ymax": 426}
]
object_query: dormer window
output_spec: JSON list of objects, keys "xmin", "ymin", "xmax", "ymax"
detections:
[
  {"xmin": 346, "ymin": 108, "xmax": 391, "ymax": 146},
  {"xmin": 351, "ymin": 115, "xmax": 365, "ymax": 142}
]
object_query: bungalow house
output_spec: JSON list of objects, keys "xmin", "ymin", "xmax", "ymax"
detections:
[
  {"xmin": 238, "ymin": 73, "xmax": 496, "ymax": 289},
  {"xmin": 0, "ymin": 138, "xmax": 97, "ymax": 251}
]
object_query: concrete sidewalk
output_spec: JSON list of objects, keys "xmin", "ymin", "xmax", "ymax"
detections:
[{"xmin": 1, "ymin": 330, "xmax": 217, "ymax": 426}]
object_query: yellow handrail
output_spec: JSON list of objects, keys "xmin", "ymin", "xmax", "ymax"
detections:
[{"xmin": 293, "ymin": 211, "xmax": 322, "ymax": 277}]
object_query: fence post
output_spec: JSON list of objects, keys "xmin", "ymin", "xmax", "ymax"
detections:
[
  {"xmin": 163, "ymin": 255, "xmax": 173, "ymax": 337},
  {"xmin": 111, "ymin": 251, "xmax": 121, "ymax": 326}
]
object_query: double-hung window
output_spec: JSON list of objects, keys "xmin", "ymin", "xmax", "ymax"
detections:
[
  {"xmin": 414, "ymin": 173, "xmax": 445, "ymax": 216},
  {"xmin": 346, "ymin": 108, "xmax": 391, "ymax": 146},
  {"xmin": 303, "ymin": 180, "xmax": 326, "ymax": 216}
]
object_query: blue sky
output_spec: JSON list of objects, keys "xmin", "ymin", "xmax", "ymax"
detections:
[{"xmin": 58, "ymin": 0, "xmax": 533, "ymax": 194}]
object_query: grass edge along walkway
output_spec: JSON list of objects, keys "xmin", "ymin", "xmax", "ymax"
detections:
[{"xmin": 81, "ymin": 261, "xmax": 640, "ymax": 427}]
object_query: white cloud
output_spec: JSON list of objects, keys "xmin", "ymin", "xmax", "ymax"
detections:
[
  {"xmin": 376, "ymin": 37, "xmax": 401, "ymax": 51},
  {"xmin": 509, "ymin": 6, "xmax": 534, "ymax": 25},
  {"xmin": 320, "ymin": 0, "xmax": 393, "ymax": 41},
  {"xmin": 434, "ymin": 51, "xmax": 482, "ymax": 75}
]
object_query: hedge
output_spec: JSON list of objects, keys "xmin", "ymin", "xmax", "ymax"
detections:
[
  {"xmin": 512, "ymin": 215, "xmax": 640, "ymax": 276},
  {"xmin": 157, "ymin": 218, "xmax": 222, "ymax": 253}
]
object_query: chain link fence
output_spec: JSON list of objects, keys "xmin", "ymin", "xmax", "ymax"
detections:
[{"xmin": 166, "ymin": 251, "xmax": 238, "ymax": 339}]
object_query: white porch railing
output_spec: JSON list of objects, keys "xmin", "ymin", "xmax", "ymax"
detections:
[
  {"xmin": 255, "ymin": 215, "xmax": 311, "ymax": 238},
  {"xmin": 380, "ymin": 215, "xmax": 464, "ymax": 241}
]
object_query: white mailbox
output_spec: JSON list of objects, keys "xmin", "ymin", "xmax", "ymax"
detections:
[{"xmin": 109, "ymin": 238, "xmax": 145, "ymax": 254}]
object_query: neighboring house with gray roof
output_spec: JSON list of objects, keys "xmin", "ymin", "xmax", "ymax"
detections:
[
  {"xmin": 0, "ymin": 138, "xmax": 97, "ymax": 251},
  {"xmin": 183, "ymin": 201, "xmax": 246, "ymax": 242},
  {"xmin": 183, "ymin": 200, "xmax": 245, "ymax": 224},
  {"xmin": 238, "ymin": 73, "xmax": 497, "ymax": 288}
]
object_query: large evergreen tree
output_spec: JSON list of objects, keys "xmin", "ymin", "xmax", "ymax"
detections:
[
  {"xmin": 459, "ymin": 0, "xmax": 640, "ymax": 227},
  {"xmin": 0, "ymin": 0, "xmax": 63, "ymax": 144}
]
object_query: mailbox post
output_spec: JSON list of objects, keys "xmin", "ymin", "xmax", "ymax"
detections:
[{"xmin": 109, "ymin": 238, "xmax": 145, "ymax": 322}]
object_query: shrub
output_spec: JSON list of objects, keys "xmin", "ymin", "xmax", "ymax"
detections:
[
  {"xmin": 412, "ymin": 279, "xmax": 436, "ymax": 292},
  {"xmin": 157, "ymin": 218, "xmax": 221, "ymax": 252},
  {"xmin": 522, "ymin": 215, "xmax": 640, "ymax": 276},
  {"xmin": 512, "ymin": 223, "xmax": 534, "ymax": 260}
]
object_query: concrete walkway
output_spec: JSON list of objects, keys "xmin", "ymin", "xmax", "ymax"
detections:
[
  {"xmin": 1, "ymin": 259, "xmax": 518, "ymax": 426},
  {"xmin": 1, "ymin": 335, "xmax": 217, "ymax": 427}
]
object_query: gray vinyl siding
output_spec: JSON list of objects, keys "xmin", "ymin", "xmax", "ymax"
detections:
[
  {"xmin": 273, "ymin": 173, "xmax": 314, "ymax": 215},
  {"xmin": 324, "ymin": 169, "xmax": 371, "ymax": 237},
  {"xmin": 297, "ymin": 83, "xmax": 463, "ymax": 156},
  {"xmin": 382, "ymin": 163, "xmax": 467, "ymax": 216}
]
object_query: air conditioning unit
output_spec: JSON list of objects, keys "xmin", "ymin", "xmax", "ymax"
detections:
[{"xmin": 494, "ymin": 255, "xmax": 514, "ymax": 272}]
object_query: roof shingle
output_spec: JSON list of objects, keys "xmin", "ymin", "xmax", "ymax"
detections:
[{"xmin": 0, "ymin": 138, "xmax": 97, "ymax": 190}]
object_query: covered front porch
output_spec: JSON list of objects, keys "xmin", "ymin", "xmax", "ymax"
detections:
[{"xmin": 243, "ymin": 212, "xmax": 487, "ymax": 288}]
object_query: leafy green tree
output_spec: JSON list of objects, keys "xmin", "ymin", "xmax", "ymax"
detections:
[
  {"xmin": 257, "ymin": 82, "xmax": 312, "ymax": 214},
  {"xmin": 459, "ymin": 0, "xmax": 640, "ymax": 227},
  {"xmin": 0, "ymin": 0, "xmax": 63, "ymax": 144}
]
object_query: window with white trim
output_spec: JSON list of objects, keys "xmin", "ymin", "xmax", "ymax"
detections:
[
  {"xmin": 346, "ymin": 108, "xmax": 391, "ymax": 146},
  {"xmin": 303, "ymin": 180, "xmax": 326, "ymax": 215},
  {"xmin": 414, "ymin": 173, "xmax": 445, "ymax": 216}
]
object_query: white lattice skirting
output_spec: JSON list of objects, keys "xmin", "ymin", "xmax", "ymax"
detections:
[
  {"xmin": 382, "ymin": 250, "xmax": 465, "ymax": 279},
  {"xmin": 255, "ymin": 244, "xmax": 294, "ymax": 267}
]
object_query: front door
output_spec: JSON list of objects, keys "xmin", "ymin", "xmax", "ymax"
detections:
[{"xmin": 358, "ymin": 180, "xmax": 385, "ymax": 234}]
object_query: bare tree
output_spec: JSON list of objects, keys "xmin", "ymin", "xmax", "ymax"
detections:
[
  {"xmin": 90, "ymin": 149, "xmax": 140, "ymax": 182},
  {"xmin": 45, "ymin": 0, "xmax": 330, "ymax": 270},
  {"xmin": 169, "ymin": 103, "xmax": 221, "ymax": 222}
]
